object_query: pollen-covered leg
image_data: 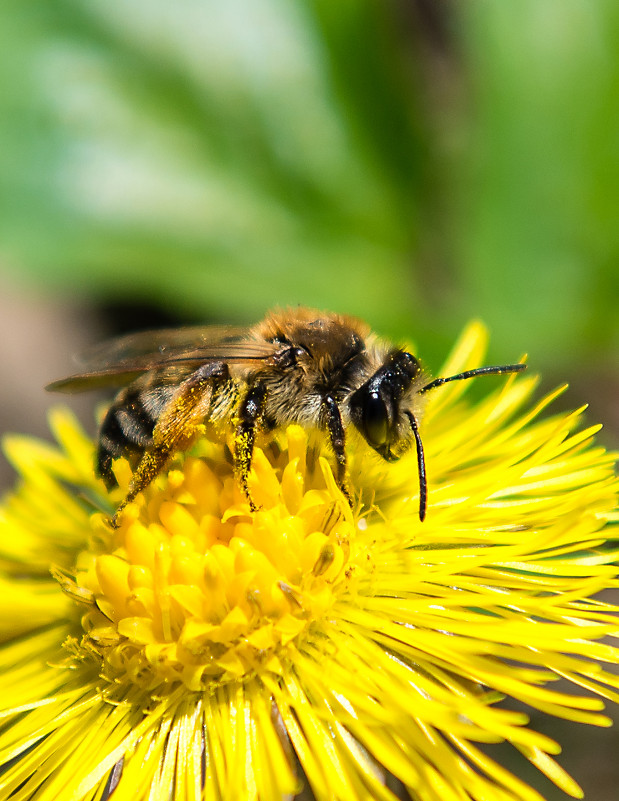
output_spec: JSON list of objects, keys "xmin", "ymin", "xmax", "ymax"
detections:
[
  {"xmin": 234, "ymin": 383, "xmax": 267, "ymax": 511},
  {"xmin": 322, "ymin": 395, "xmax": 352, "ymax": 505},
  {"xmin": 112, "ymin": 362, "xmax": 229, "ymax": 525}
]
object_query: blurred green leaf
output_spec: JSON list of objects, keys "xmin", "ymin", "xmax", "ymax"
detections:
[
  {"xmin": 454, "ymin": 0, "xmax": 619, "ymax": 369},
  {"xmin": 0, "ymin": 0, "xmax": 618, "ymax": 378},
  {"xmin": 0, "ymin": 0, "xmax": 429, "ymax": 331}
]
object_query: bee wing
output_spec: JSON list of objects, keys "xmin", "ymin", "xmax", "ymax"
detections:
[{"xmin": 46, "ymin": 325, "xmax": 279, "ymax": 393}]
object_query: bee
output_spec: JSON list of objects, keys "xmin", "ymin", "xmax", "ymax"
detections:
[{"xmin": 47, "ymin": 307, "xmax": 525, "ymax": 523}]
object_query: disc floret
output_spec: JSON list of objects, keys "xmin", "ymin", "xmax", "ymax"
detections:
[{"xmin": 60, "ymin": 428, "xmax": 355, "ymax": 692}]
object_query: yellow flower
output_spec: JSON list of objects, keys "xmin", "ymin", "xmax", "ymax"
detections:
[{"xmin": 1, "ymin": 322, "xmax": 618, "ymax": 801}]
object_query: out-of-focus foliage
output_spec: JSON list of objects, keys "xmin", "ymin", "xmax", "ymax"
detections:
[
  {"xmin": 455, "ymin": 1, "xmax": 619, "ymax": 370},
  {"xmin": 0, "ymin": 0, "xmax": 430, "ymax": 331},
  {"xmin": 0, "ymin": 0, "xmax": 618, "ymax": 372}
]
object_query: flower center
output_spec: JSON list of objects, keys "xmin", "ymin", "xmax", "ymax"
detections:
[{"xmin": 61, "ymin": 428, "xmax": 355, "ymax": 691}]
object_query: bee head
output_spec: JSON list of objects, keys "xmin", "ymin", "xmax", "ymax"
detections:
[
  {"xmin": 349, "ymin": 350, "xmax": 525, "ymax": 521},
  {"xmin": 349, "ymin": 350, "xmax": 422, "ymax": 460}
]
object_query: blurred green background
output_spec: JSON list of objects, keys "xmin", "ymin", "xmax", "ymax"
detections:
[
  {"xmin": 0, "ymin": 1, "xmax": 618, "ymax": 796},
  {"xmin": 1, "ymin": 0, "xmax": 618, "ymax": 391}
]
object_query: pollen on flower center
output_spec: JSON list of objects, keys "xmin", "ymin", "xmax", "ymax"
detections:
[{"xmin": 58, "ymin": 427, "xmax": 355, "ymax": 692}]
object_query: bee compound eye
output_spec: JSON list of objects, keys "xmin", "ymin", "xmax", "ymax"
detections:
[{"xmin": 363, "ymin": 392, "xmax": 389, "ymax": 447}]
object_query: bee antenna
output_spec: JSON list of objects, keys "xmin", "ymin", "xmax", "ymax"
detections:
[
  {"xmin": 408, "ymin": 362, "xmax": 525, "ymax": 520},
  {"xmin": 404, "ymin": 411, "xmax": 427, "ymax": 522},
  {"xmin": 419, "ymin": 363, "xmax": 526, "ymax": 394}
]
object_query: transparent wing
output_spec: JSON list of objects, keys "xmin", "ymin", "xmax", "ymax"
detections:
[{"xmin": 46, "ymin": 325, "xmax": 278, "ymax": 393}]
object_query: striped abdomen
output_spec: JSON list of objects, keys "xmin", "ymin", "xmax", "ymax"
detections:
[{"xmin": 96, "ymin": 380, "xmax": 177, "ymax": 488}]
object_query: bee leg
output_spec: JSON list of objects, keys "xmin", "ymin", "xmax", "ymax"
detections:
[
  {"xmin": 235, "ymin": 383, "xmax": 267, "ymax": 511},
  {"xmin": 322, "ymin": 395, "xmax": 352, "ymax": 506},
  {"xmin": 112, "ymin": 362, "xmax": 229, "ymax": 526}
]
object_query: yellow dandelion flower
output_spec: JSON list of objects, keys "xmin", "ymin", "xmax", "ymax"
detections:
[{"xmin": 1, "ymin": 322, "xmax": 618, "ymax": 801}]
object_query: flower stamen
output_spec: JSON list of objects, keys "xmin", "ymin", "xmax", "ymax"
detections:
[{"xmin": 62, "ymin": 428, "xmax": 355, "ymax": 692}]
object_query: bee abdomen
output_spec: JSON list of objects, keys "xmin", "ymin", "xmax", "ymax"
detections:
[{"xmin": 96, "ymin": 385, "xmax": 175, "ymax": 488}]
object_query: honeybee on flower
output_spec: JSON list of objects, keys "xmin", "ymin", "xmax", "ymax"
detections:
[
  {"xmin": 47, "ymin": 307, "xmax": 524, "ymax": 523},
  {"xmin": 0, "ymin": 321, "xmax": 617, "ymax": 801}
]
